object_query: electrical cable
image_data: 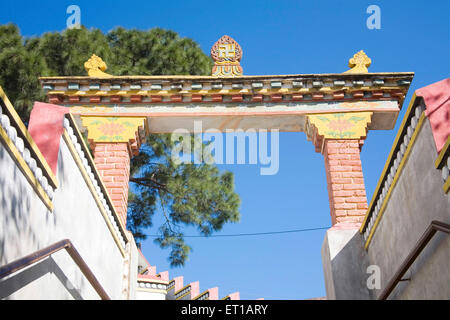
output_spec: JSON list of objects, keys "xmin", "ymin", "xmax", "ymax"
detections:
[{"xmin": 145, "ymin": 226, "xmax": 330, "ymax": 238}]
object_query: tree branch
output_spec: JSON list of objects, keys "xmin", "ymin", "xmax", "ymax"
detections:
[{"xmin": 130, "ymin": 177, "xmax": 170, "ymax": 191}]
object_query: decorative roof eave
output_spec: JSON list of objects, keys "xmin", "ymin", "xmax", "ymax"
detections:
[
  {"xmin": 39, "ymin": 50, "xmax": 414, "ymax": 116},
  {"xmin": 40, "ymin": 72, "xmax": 414, "ymax": 107},
  {"xmin": 40, "ymin": 48, "xmax": 413, "ymax": 108},
  {"xmin": 40, "ymin": 72, "xmax": 414, "ymax": 82}
]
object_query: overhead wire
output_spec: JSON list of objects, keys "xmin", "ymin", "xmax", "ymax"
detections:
[{"xmin": 145, "ymin": 226, "xmax": 330, "ymax": 238}]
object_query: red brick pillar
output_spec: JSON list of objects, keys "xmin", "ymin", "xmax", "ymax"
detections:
[
  {"xmin": 323, "ymin": 139, "xmax": 368, "ymax": 226},
  {"xmin": 93, "ymin": 142, "xmax": 130, "ymax": 227}
]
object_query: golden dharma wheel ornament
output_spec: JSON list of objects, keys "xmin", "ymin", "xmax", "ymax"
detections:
[{"xmin": 211, "ymin": 35, "xmax": 243, "ymax": 77}]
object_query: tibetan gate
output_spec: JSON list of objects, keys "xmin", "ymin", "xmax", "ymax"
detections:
[{"xmin": 39, "ymin": 36, "xmax": 413, "ymax": 235}]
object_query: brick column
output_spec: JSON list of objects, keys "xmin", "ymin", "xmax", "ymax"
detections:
[
  {"xmin": 323, "ymin": 139, "xmax": 368, "ymax": 226},
  {"xmin": 93, "ymin": 142, "xmax": 130, "ymax": 227},
  {"xmin": 81, "ymin": 116, "xmax": 146, "ymax": 229}
]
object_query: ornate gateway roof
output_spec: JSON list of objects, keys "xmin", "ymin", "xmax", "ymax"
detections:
[{"xmin": 39, "ymin": 37, "xmax": 414, "ymax": 152}]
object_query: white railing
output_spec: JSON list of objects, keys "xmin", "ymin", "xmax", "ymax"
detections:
[
  {"xmin": 63, "ymin": 115, "xmax": 127, "ymax": 249},
  {"xmin": 0, "ymin": 106, "xmax": 55, "ymax": 202},
  {"xmin": 362, "ymin": 101, "xmax": 426, "ymax": 242}
]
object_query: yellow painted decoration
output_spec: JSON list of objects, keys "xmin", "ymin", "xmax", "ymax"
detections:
[
  {"xmin": 84, "ymin": 54, "xmax": 113, "ymax": 78},
  {"xmin": 307, "ymin": 112, "xmax": 373, "ymax": 139},
  {"xmin": 444, "ymin": 178, "xmax": 450, "ymax": 193},
  {"xmin": 81, "ymin": 116, "xmax": 145, "ymax": 142},
  {"xmin": 211, "ymin": 35, "xmax": 243, "ymax": 77},
  {"xmin": 435, "ymin": 135, "xmax": 450, "ymax": 169},
  {"xmin": 212, "ymin": 63, "xmax": 244, "ymax": 77},
  {"xmin": 344, "ymin": 50, "xmax": 372, "ymax": 74},
  {"xmin": 71, "ymin": 106, "xmax": 114, "ymax": 113}
]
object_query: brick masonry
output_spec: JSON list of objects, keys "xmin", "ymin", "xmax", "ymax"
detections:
[
  {"xmin": 93, "ymin": 142, "xmax": 130, "ymax": 227},
  {"xmin": 323, "ymin": 139, "xmax": 368, "ymax": 226}
]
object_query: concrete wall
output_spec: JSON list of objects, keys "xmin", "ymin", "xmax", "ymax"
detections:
[
  {"xmin": 366, "ymin": 118, "xmax": 450, "ymax": 299},
  {"xmin": 0, "ymin": 136, "xmax": 126, "ymax": 299},
  {"xmin": 321, "ymin": 227, "xmax": 372, "ymax": 300}
]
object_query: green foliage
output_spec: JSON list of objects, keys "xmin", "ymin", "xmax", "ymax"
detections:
[
  {"xmin": 129, "ymin": 134, "xmax": 240, "ymax": 267},
  {"xmin": 106, "ymin": 27, "xmax": 212, "ymax": 76},
  {"xmin": 0, "ymin": 24, "xmax": 213, "ymax": 120},
  {"xmin": 0, "ymin": 24, "xmax": 238, "ymax": 266},
  {"xmin": 0, "ymin": 24, "xmax": 46, "ymax": 120}
]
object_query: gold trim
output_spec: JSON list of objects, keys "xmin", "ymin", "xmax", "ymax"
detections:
[
  {"xmin": 0, "ymin": 86, "xmax": 58, "ymax": 188},
  {"xmin": 193, "ymin": 290, "xmax": 210, "ymax": 300},
  {"xmin": 364, "ymin": 112, "xmax": 426, "ymax": 249},
  {"xmin": 139, "ymin": 266, "xmax": 148, "ymax": 275},
  {"xmin": 174, "ymin": 283, "xmax": 190, "ymax": 294},
  {"xmin": 167, "ymin": 280, "xmax": 175, "ymax": 290},
  {"xmin": 444, "ymin": 178, "xmax": 450, "ymax": 193},
  {"xmin": 176, "ymin": 291, "xmax": 191, "ymax": 300},
  {"xmin": 360, "ymin": 93, "xmax": 418, "ymax": 232},
  {"xmin": 435, "ymin": 136, "xmax": 450, "ymax": 169},
  {"xmin": 174, "ymin": 284, "xmax": 192, "ymax": 300},
  {"xmin": 62, "ymin": 130, "xmax": 126, "ymax": 257},
  {"xmin": 0, "ymin": 125, "xmax": 53, "ymax": 211}
]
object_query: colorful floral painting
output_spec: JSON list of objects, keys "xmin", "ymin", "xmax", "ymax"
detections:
[
  {"xmin": 308, "ymin": 112, "xmax": 372, "ymax": 139},
  {"xmin": 81, "ymin": 116, "xmax": 146, "ymax": 142}
]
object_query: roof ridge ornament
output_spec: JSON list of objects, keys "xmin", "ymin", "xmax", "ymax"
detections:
[
  {"xmin": 84, "ymin": 54, "xmax": 113, "ymax": 78},
  {"xmin": 211, "ymin": 35, "xmax": 243, "ymax": 77},
  {"xmin": 344, "ymin": 50, "xmax": 372, "ymax": 74}
]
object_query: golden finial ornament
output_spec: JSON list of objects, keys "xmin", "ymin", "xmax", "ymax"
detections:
[
  {"xmin": 344, "ymin": 50, "xmax": 372, "ymax": 74},
  {"xmin": 84, "ymin": 54, "xmax": 113, "ymax": 78}
]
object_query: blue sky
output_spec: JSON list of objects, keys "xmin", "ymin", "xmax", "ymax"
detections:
[{"xmin": 2, "ymin": 0, "xmax": 449, "ymax": 300}]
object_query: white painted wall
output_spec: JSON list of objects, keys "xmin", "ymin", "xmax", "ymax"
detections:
[
  {"xmin": 0, "ymin": 136, "xmax": 126, "ymax": 299},
  {"xmin": 136, "ymin": 290, "xmax": 166, "ymax": 300}
]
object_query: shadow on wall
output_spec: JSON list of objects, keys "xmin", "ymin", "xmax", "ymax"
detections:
[
  {"xmin": 0, "ymin": 144, "xmax": 35, "ymax": 265},
  {"xmin": 324, "ymin": 229, "xmax": 373, "ymax": 300},
  {"xmin": 388, "ymin": 229, "xmax": 450, "ymax": 300},
  {"xmin": 0, "ymin": 256, "xmax": 82, "ymax": 300},
  {"xmin": 0, "ymin": 138, "xmax": 97, "ymax": 300},
  {"xmin": 0, "ymin": 128, "xmax": 69, "ymax": 266}
]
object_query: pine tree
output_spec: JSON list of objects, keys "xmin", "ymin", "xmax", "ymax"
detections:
[{"xmin": 0, "ymin": 24, "xmax": 240, "ymax": 266}]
